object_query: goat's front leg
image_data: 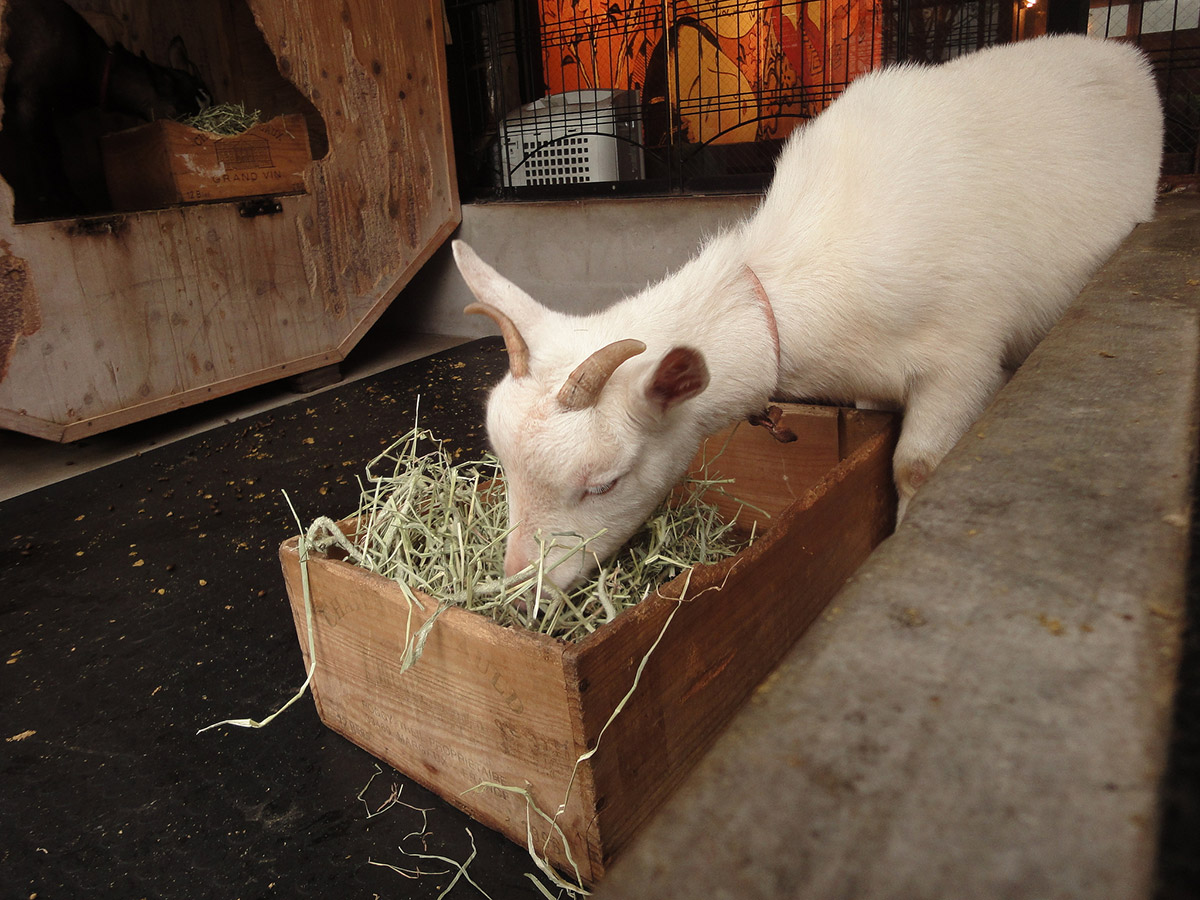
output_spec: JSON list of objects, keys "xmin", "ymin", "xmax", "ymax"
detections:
[{"xmin": 893, "ymin": 364, "xmax": 1009, "ymax": 523}]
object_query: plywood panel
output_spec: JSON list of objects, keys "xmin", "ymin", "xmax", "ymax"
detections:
[
  {"xmin": 0, "ymin": 0, "xmax": 459, "ymax": 440},
  {"xmin": 248, "ymin": 0, "xmax": 459, "ymax": 296}
]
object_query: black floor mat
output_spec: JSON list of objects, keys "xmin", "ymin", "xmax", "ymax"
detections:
[
  {"xmin": 1, "ymin": 338, "xmax": 547, "ymax": 899},
  {"xmin": 3, "ymin": 336, "xmax": 1198, "ymax": 900}
]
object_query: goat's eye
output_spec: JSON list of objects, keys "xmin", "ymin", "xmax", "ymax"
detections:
[{"xmin": 583, "ymin": 478, "xmax": 618, "ymax": 499}]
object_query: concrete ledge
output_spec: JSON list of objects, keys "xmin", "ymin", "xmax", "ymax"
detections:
[{"xmin": 596, "ymin": 192, "xmax": 1200, "ymax": 899}]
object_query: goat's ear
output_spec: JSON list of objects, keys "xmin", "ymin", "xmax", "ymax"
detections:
[
  {"xmin": 453, "ymin": 240, "xmax": 545, "ymax": 327},
  {"xmin": 645, "ymin": 347, "xmax": 709, "ymax": 413}
]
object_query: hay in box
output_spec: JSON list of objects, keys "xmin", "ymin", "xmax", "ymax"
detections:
[
  {"xmin": 299, "ymin": 421, "xmax": 755, "ymax": 646},
  {"xmin": 278, "ymin": 403, "xmax": 898, "ymax": 885}
]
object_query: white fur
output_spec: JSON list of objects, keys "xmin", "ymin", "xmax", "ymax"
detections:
[{"xmin": 455, "ymin": 35, "xmax": 1163, "ymax": 589}]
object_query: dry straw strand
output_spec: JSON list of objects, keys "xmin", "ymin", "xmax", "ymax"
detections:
[
  {"xmin": 197, "ymin": 489, "xmax": 317, "ymax": 734},
  {"xmin": 371, "ymin": 827, "xmax": 492, "ymax": 900},
  {"xmin": 179, "ymin": 101, "xmax": 261, "ymax": 135}
]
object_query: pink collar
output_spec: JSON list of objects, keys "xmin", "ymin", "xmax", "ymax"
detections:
[
  {"xmin": 744, "ymin": 265, "xmax": 781, "ymax": 372},
  {"xmin": 743, "ymin": 266, "xmax": 797, "ymax": 442}
]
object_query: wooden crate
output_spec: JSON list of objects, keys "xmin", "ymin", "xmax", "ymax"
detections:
[
  {"xmin": 277, "ymin": 404, "xmax": 897, "ymax": 885},
  {"xmin": 101, "ymin": 114, "xmax": 310, "ymax": 210}
]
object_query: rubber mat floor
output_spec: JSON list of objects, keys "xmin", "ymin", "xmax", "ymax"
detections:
[
  {"xmin": 2, "ymin": 337, "xmax": 1197, "ymax": 899},
  {"xmin": 1, "ymin": 338, "xmax": 546, "ymax": 900}
]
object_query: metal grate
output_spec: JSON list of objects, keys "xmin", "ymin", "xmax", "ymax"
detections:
[
  {"xmin": 524, "ymin": 136, "xmax": 595, "ymax": 184},
  {"xmin": 444, "ymin": 0, "xmax": 888, "ymax": 198},
  {"xmin": 887, "ymin": 0, "xmax": 1011, "ymax": 62},
  {"xmin": 443, "ymin": 0, "xmax": 1194, "ymax": 198}
]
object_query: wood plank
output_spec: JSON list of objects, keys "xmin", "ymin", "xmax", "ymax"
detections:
[
  {"xmin": 685, "ymin": 404, "xmax": 841, "ymax": 529},
  {"xmin": 1, "ymin": 200, "xmax": 328, "ymax": 421},
  {"xmin": 0, "ymin": 213, "xmax": 458, "ymax": 441},
  {"xmin": 249, "ymin": 0, "xmax": 461, "ymax": 296}
]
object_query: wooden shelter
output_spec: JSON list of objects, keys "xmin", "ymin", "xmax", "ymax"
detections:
[{"xmin": 0, "ymin": 0, "xmax": 459, "ymax": 440}]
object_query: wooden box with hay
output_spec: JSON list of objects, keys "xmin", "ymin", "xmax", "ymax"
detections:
[
  {"xmin": 277, "ymin": 403, "xmax": 897, "ymax": 886},
  {"xmin": 101, "ymin": 113, "xmax": 311, "ymax": 211}
]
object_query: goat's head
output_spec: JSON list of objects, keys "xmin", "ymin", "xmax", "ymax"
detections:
[{"xmin": 453, "ymin": 241, "xmax": 711, "ymax": 590}]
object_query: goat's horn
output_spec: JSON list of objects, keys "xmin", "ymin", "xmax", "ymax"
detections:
[
  {"xmin": 558, "ymin": 339, "xmax": 647, "ymax": 410},
  {"xmin": 465, "ymin": 302, "xmax": 530, "ymax": 378}
]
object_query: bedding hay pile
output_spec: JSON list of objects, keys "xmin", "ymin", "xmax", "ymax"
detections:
[
  {"xmin": 302, "ymin": 424, "xmax": 756, "ymax": 643},
  {"xmin": 179, "ymin": 102, "xmax": 261, "ymax": 135}
]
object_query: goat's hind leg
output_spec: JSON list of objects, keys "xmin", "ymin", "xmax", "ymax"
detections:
[{"xmin": 893, "ymin": 364, "xmax": 1008, "ymax": 523}]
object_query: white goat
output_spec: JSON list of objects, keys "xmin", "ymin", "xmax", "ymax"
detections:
[{"xmin": 455, "ymin": 34, "xmax": 1163, "ymax": 589}]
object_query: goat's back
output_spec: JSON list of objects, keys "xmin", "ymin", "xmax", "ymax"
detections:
[{"xmin": 753, "ymin": 35, "xmax": 1162, "ymax": 377}]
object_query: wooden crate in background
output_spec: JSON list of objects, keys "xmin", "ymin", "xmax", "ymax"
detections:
[
  {"xmin": 277, "ymin": 404, "xmax": 898, "ymax": 886},
  {"xmin": 102, "ymin": 114, "xmax": 311, "ymax": 210}
]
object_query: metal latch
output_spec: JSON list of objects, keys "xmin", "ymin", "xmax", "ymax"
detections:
[{"xmin": 237, "ymin": 197, "xmax": 283, "ymax": 218}]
